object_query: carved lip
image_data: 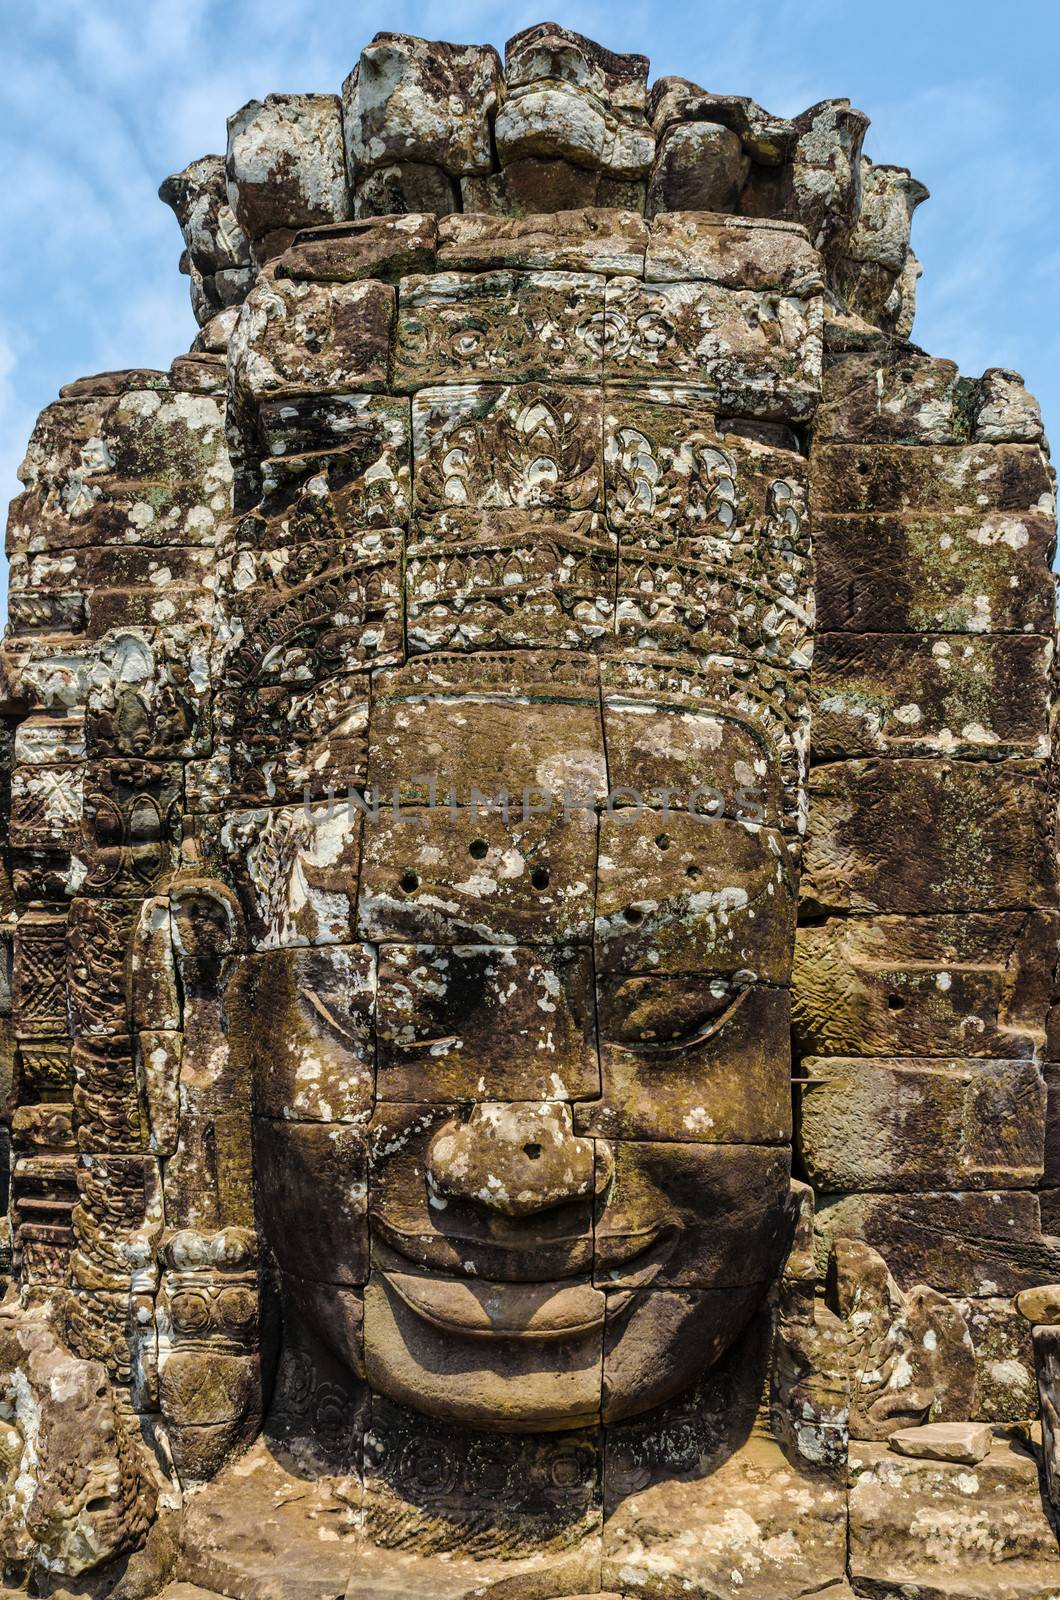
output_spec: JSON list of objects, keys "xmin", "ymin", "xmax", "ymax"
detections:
[
  {"xmin": 383, "ymin": 1269, "xmax": 607, "ymax": 1342},
  {"xmin": 370, "ymin": 1213, "xmax": 594, "ymax": 1279},
  {"xmin": 376, "ymin": 1227, "xmax": 678, "ymax": 1338}
]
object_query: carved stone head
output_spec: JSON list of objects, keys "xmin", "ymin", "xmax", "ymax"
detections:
[
  {"xmin": 4, "ymin": 23, "xmax": 1058, "ymax": 1599},
  {"xmin": 201, "ymin": 205, "xmax": 821, "ymax": 1435}
]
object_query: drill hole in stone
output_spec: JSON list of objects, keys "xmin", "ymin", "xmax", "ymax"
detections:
[
  {"xmin": 399, "ymin": 870, "xmax": 419, "ymax": 894},
  {"xmin": 655, "ymin": 832, "xmax": 671, "ymax": 850},
  {"xmin": 686, "ymin": 865, "xmax": 701, "ymax": 881},
  {"xmin": 887, "ymin": 994, "xmax": 906, "ymax": 1011},
  {"xmin": 468, "ymin": 839, "xmax": 489, "ymax": 860},
  {"xmin": 624, "ymin": 905, "xmax": 644, "ymax": 925},
  {"xmin": 531, "ymin": 866, "xmax": 550, "ymax": 890},
  {"xmin": 523, "ymin": 1142, "xmax": 542, "ymax": 1161}
]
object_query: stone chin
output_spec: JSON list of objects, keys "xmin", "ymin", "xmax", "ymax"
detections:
[{"xmin": 342, "ymin": 1249, "xmax": 774, "ymax": 1432}]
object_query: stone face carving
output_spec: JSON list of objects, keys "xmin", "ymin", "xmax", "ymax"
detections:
[{"xmin": 2, "ymin": 21, "xmax": 1059, "ymax": 1600}]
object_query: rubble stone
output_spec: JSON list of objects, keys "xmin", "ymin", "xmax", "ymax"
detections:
[{"xmin": 888, "ymin": 1420, "xmax": 994, "ymax": 1463}]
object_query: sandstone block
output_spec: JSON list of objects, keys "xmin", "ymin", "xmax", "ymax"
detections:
[
  {"xmin": 1035, "ymin": 1323, "xmax": 1060, "ymax": 1518},
  {"xmin": 813, "ymin": 509, "xmax": 1056, "ymax": 634},
  {"xmin": 394, "ymin": 270, "xmax": 604, "ymax": 388},
  {"xmin": 603, "ymin": 1286, "xmax": 766, "ymax": 1423},
  {"xmin": 363, "ymin": 1269, "xmax": 603, "ymax": 1432},
  {"xmin": 342, "ymin": 34, "xmax": 502, "ymax": 178},
  {"xmin": 217, "ymin": 668, "xmax": 372, "ymax": 809},
  {"xmin": 603, "ymin": 1435, "xmax": 847, "ymax": 1599},
  {"xmin": 225, "ymin": 93, "xmax": 350, "ymax": 242},
  {"xmin": 10, "ymin": 760, "xmax": 82, "ymax": 852},
  {"xmin": 254, "ymin": 390, "xmax": 409, "ymax": 485},
  {"xmin": 218, "ymin": 804, "xmax": 362, "ymax": 947},
  {"xmin": 603, "ymin": 383, "xmax": 809, "ymax": 544},
  {"xmin": 813, "ymin": 441, "xmax": 1052, "ymax": 514},
  {"xmin": 616, "ymin": 544, "xmax": 813, "ymax": 667},
  {"xmin": 229, "ymin": 275, "xmax": 394, "ymax": 405},
  {"xmin": 8, "ymin": 476, "xmax": 231, "ymax": 555},
  {"xmin": 368, "ymin": 652, "xmax": 607, "ymax": 808},
  {"xmin": 179, "ymin": 1438, "xmax": 361, "ymax": 1600},
  {"xmin": 829, "ymin": 1236, "xmax": 976, "ymax": 1438},
  {"xmin": 406, "ymin": 510, "xmax": 616, "ymax": 653},
  {"xmin": 789, "ymin": 100, "xmax": 869, "ymax": 261},
  {"xmin": 975, "ymin": 367, "xmax": 1045, "ymax": 443},
  {"xmin": 498, "ymin": 25, "xmax": 653, "ymax": 180},
  {"xmin": 376, "ymin": 943, "xmax": 598, "ymax": 1103},
  {"xmin": 368, "ymin": 1100, "xmax": 595, "ymax": 1282},
  {"xmin": 22, "ymin": 389, "xmax": 228, "ymax": 489},
  {"xmin": 803, "ymin": 758, "xmax": 1054, "ymax": 915},
  {"xmin": 412, "ymin": 382, "xmax": 602, "ymax": 512},
  {"xmin": 1017, "ymin": 1285, "xmax": 1060, "ymax": 1325},
  {"xmin": 849, "ymin": 1437, "xmax": 1060, "ymax": 1593},
  {"xmin": 603, "ymin": 277, "xmax": 822, "ymax": 417},
  {"xmin": 577, "ymin": 977, "xmax": 791, "ymax": 1144},
  {"xmin": 647, "ymin": 121, "xmax": 748, "ymax": 215},
  {"xmin": 363, "ymin": 1389, "xmax": 602, "ymax": 1565},
  {"xmin": 793, "ymin": 912, "xmax": 1055, "ymax": 1059},
  {"xmin": 245, "ymin": 944, "xmax": 374, "ymax": 1122},
  {"xmin": 353, "ymin": 160, "xmax": 457, "ymax": 219},
  {"xmin": 254, "ymin": 438, "xmax": 410, "ymax": 546},
  {"xmin": 816, "ymin": 350, "xmax": 965, "ymax": 443},
  {"xmin": 845, "ymin": 159, "xmax": 929, "ymax": 275},
  {"xmin": 357, "ymin": 800, "xmax": 597, "ymax": 946},
  {"xmin": 798, "ymin": 1056, "xmax": 1045, "ymax": 1191},
  {"xmin": 648, "ymin": 79, "xmax": 795, "ymax": 163},
  {"xmin": 811, "ymin": 632, "xmax": 1050, "ymax": 760},
  {"xmin": 159, "ymin": 155, "xmax": 251, "ymax": 275},
  {"xmin": 594, "ymin": 1141, "xmax": 792, "ymax": 1290},
  {"xmin": 645, "ymin": 211, "xmax": 823, "ymax": 292},
  {"xmin": 67, "ymin": 897, "xmax": 139, "ymax": 1036},
  {"xmin": 462, "ymin": 158, "xmax": 645, "ymax": 218},
  {"xmin": 80, "ymin": 759, "xmax": 182, "ymax": 898},
  {"xmin": 602, "ymin": 678, "xmax": 789, "ymax": 832},
  {"xmin": 86, "ymin": 625, "xmax": 214, "ymax": 760},
  {"xmin": 438, "ymin": 208, "xmax": 648, "ymax": 276},
  {"xmin": 274, "ymin": 213, "xmax": 437, "ymax": 283},
  {"xmin": 815, "ymin": 1191, "xmax": 1060, "ymax": 1297},
  {"xmin": 217, "ymin": 531, "xmax": 404, "ymax": 680},
  {"xmin": 956, "ymin": 1295, "xmax": 1037, "ymax": 1423},
  {"xmin": 255, "ymin": 1118, "xmax": 368, "ymax": 1284},
  {"xmin": 595, "ymin": 810, "xmax": 796, "ymax": 980}
]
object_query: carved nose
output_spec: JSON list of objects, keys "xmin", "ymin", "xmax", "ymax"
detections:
[{"xmin": 426, "ymin": 1102, "xmax": 612, "ymax": 1218}]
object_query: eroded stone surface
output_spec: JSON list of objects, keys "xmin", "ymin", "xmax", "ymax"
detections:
[{"xmin": 3, "ymin": 21, "xmax": 1059, "ymax": 1600}]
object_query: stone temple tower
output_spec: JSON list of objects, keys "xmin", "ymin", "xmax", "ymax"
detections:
[{"xmin": 0, "ymin": 23, "xmax": 1059, "ymax": 1600}]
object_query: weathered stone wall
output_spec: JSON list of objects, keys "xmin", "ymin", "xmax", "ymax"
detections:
[
  {"xmin": 161, "ymin": 26, "xmax": 923, "ymax": 358},
  {"xmin": 797, "ymin": 345, "xmax": 1056, "ymax": 1429},
  {"xmin": 0, "ymin": 21, "xmax": 1058, "ymax": 1600}
]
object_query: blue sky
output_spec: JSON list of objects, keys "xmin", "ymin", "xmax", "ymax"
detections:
[{"xmin": 1, "ymin": 0, "xmax": 1057, "ymax": 610}]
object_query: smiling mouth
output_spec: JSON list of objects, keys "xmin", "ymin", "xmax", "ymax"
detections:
[{"xmin": 376, "ymin": 1227, "xmax": 677, "ymax": 1340}]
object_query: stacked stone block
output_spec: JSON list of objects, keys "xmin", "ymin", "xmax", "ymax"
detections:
[
  {"xmin": 796, "ymin": 347, "xmax": 1057, "ymax": 1422},
  {"xmin": 160, "ymin": 24, "xmax": 925, "ymax": 356}
]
